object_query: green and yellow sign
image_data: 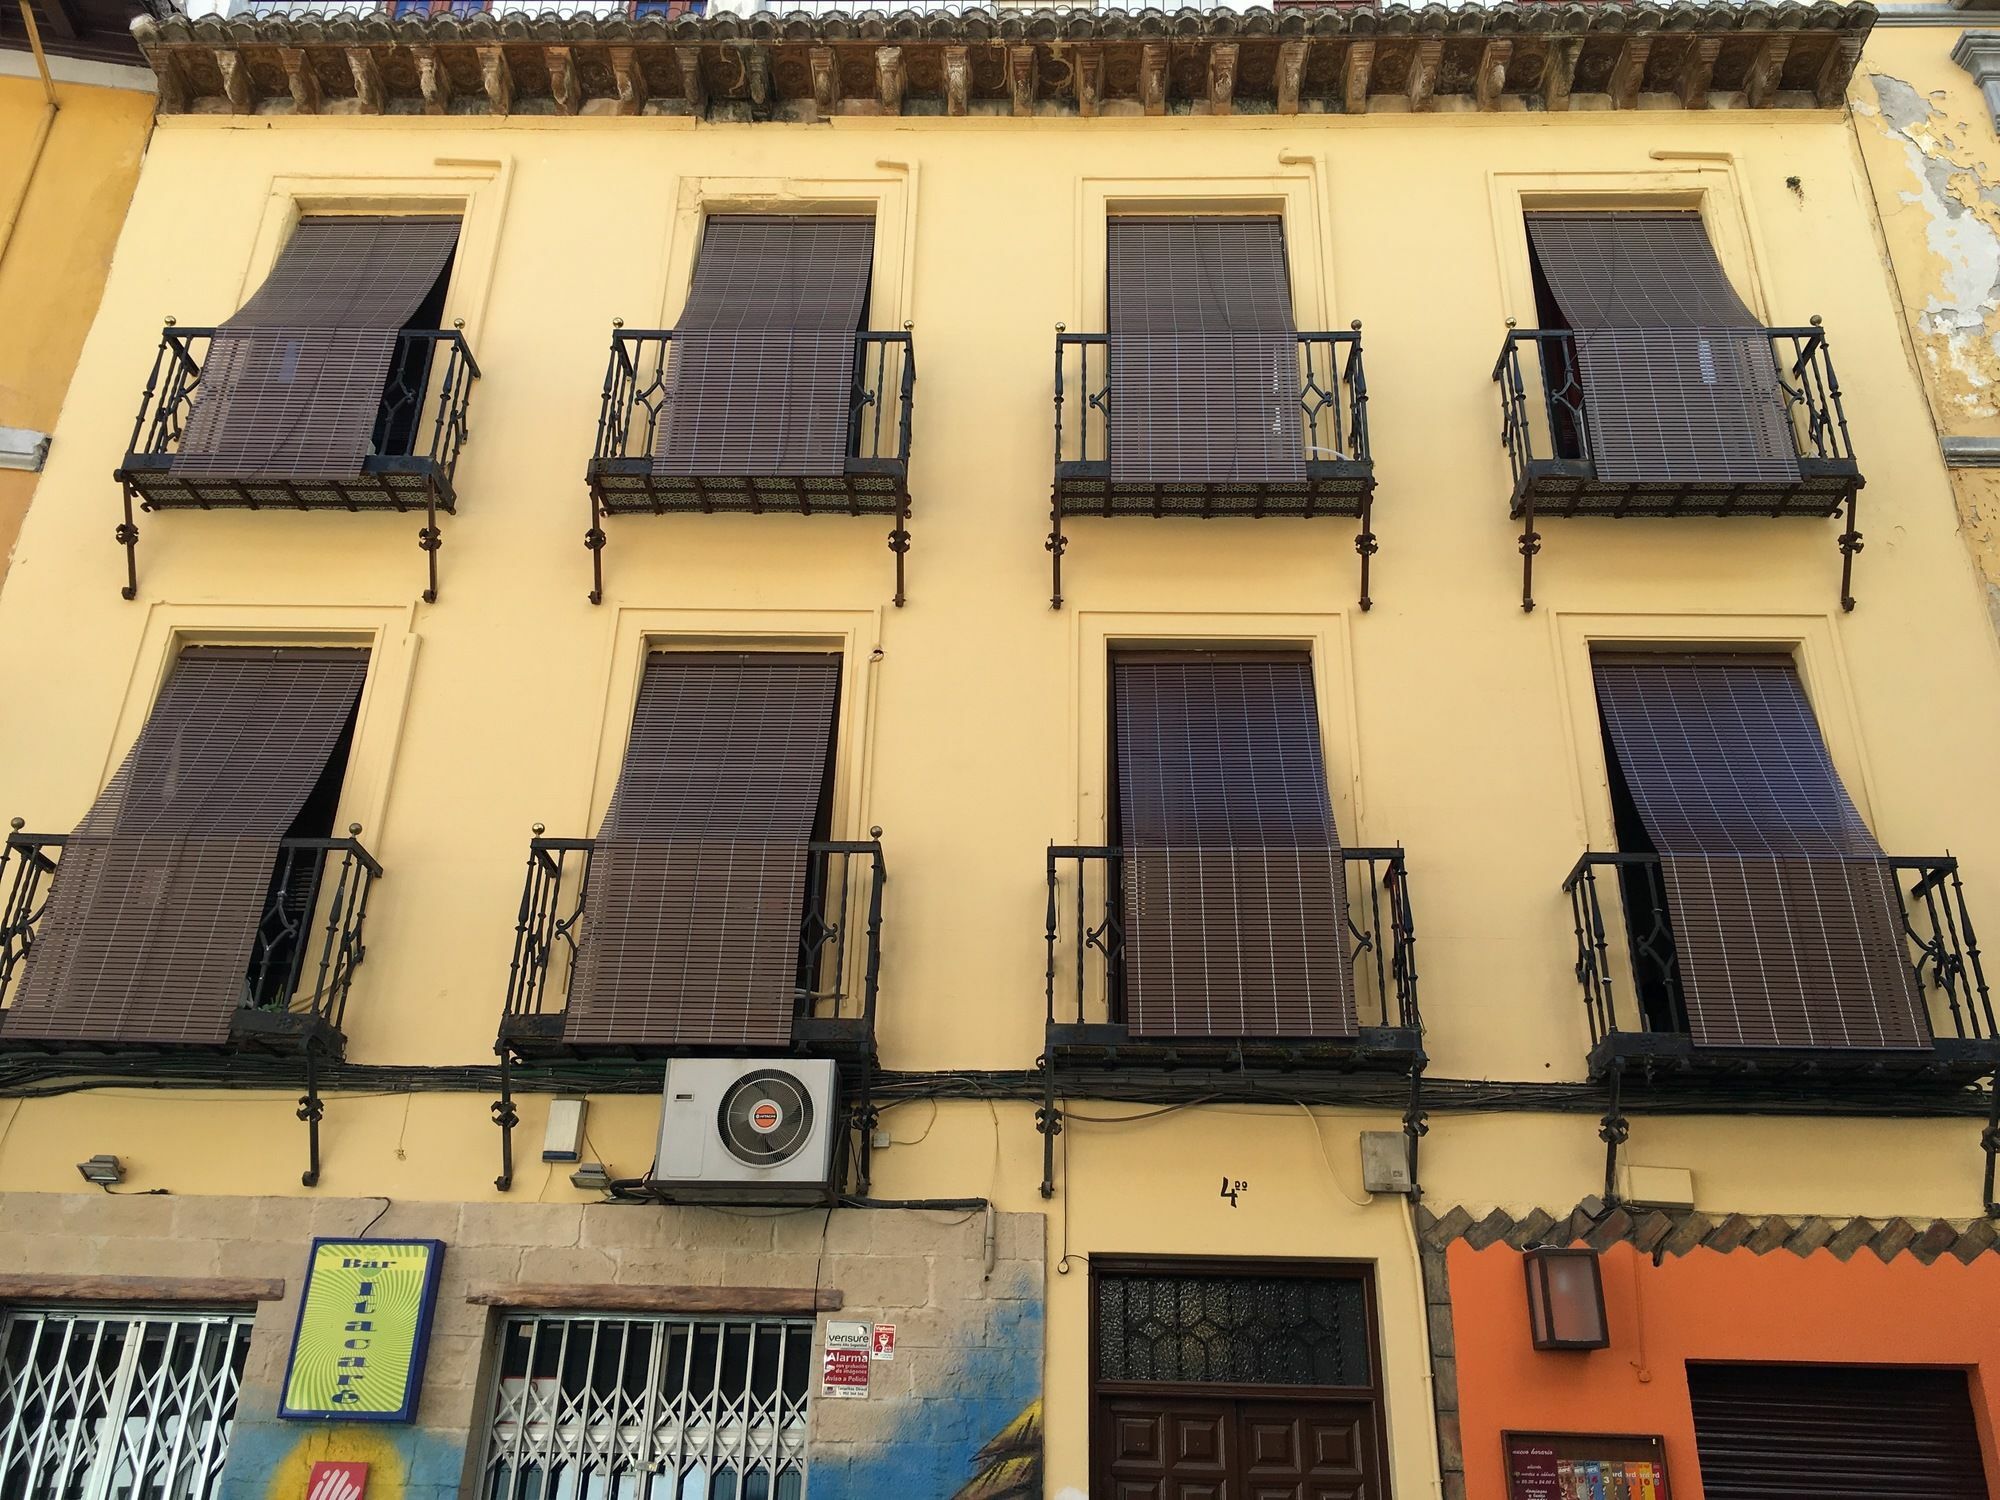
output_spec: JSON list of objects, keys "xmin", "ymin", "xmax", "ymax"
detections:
[{"xmin": 280, "ymin": 1239, "xmax": 445, "ymax": 1424}]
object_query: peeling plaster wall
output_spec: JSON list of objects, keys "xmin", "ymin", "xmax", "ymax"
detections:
[{"xmin": 1853, "ymin": 32, "xmax": 2000, "ymax": 631}]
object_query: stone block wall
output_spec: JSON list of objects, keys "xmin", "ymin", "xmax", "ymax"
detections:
[{"xmin": 0, "ymin": 1191, "xmax": 1045, "ymax": 1500}]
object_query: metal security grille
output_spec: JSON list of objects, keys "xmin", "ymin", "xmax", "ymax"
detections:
[
  {"xmin": 1526, "ymin": 212, "xmax": 1799, "ymax": 485},
  {"xmin": 477, "ymin": 1314, "xmax": 812, "ymax": 1500},
  {"xmin": 1095, "ymin": 1271, "xmax": 1371, "ymax": 1389},
  {"xmin": 1107, "ymin": 217, "xmax": 1304, "ymax": 485},
  {"xmin": 1111, "ymin": 653, "xmax": 1356, "ymax": 1039},
  {"xmin": 1593, "ymin": 653, "xmax": 1929, "ymax": 1051},
  {"xmin": 0, "ymin": 1307, "xmax": 254, "ymax": 1500}
]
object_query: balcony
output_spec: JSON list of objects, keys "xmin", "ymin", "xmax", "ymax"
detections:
[
  {"xmin": 1048, "ymin": 328, "xmax": 1377, "ymax": 608},
  {"xmin": 114, "ymin": 323, "xmax": 480, "ymax": 603},
  {"xmin": 0, "ymin": 827, "xmax": 381, "ymax": 1184},
  {"xmin": 1493, "ymin": 323, "xmax": 1863, "ymax": 612},
  {"xmin": 1564, "ymin": 850, "xmax": 2000, "ymax": 1209},
  {"xmin": 584, "ymin": 327, "xmax": 916, "ymax": 606}
]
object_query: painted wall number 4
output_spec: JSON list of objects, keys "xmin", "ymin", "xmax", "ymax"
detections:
[{"xmin": 1219, "ymin": 1177, "xmax": 1248, "ymax": 1207}]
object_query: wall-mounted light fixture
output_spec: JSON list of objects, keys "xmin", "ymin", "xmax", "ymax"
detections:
[
  {"xmin": 76, "ymin": 1154, "xmax": 125, "ymax": 1187},
  {"xmin": 570, "ymin": 1163, "xmax": 611, "ymax": 1193},
  {"xmin": 1523, "ymin": 1246, "xmax": 1608, "ymax": 1351}
]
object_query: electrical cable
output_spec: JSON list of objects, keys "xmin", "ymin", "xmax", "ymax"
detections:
[{"xmin": 1295, "ymin": 1101, "xmax": 1373, "ymax": 1208}]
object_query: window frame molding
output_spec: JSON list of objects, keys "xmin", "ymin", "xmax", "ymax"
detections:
[
  {"xmin": 232, "ymin": 159, "xmax": 515, "ymax": 349},
  {"xmin": 1488, "ymin": 162, "xmax": 1772, "ymax": 332},
  {"xmin": 1550, "ymin": 610, "xmax": 1878, "ymax": 855},
  {"xmin": 1069, "ymin": 610, "xmax": 1363, "ymax": 847},
  {"xmin": 93, "ymin": 603, "xmax": 421, "ymax": 859}
]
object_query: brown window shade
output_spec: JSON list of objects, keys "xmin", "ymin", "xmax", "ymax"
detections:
[
  {"xmin": 563, "ymin": 652, "xmax": 841, "ymax": 1049},
  {"xmin": 1, "ymin": 647, "xmax": 369, "ymax": 1047},
  {"xmin": 1107, "ymin": 217, "xmax": 1304, "ymax": 486},
  {"xmin": 654, "ymin": 216, "xmax": 875, "ymax": 479},
  {"xmin": 174, "ymin": 216, "xmax": 461, "ymax": 478},
  {"xmin": 1525, "ymin": 212, "xmax": 1798, "ymax": 485},
  {"xmin": 1111, "ymin": 654, "xmax": 1355, "ymax": 1039},
  {"xmin": 1592, "ymin": 654, "xmax": 1930, "ymax": 1051}
]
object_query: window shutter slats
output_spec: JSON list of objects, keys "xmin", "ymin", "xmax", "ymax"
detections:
[
  {"xmin": 1592, "ymin": 656, "xmax": 1931, "ymax": 1051},
  {"xmin": 1, "ymin": 648, "xmax": 369, "ymax": 1046},
  {"xmin": 1107, "ymin": 217, "xmax": 1304, "ymax": 485},
  {"xmin": 1113, "ymin": 656, "xmax": 1356, "ymax": 1039},
  {"xmin": 654, "ymin": 216, "xmax": 875, "ymax": 478},
  {"xmin": 174, "ymin": 216, "xmax": 461, "ymax": 478},
  {"xmin": 1526, "ymin": 212, "xmax": 1800, "ymax": 485},
  {"xmin": 563, "ymin": 653, "xmax": 841, "ymax": 1048}
]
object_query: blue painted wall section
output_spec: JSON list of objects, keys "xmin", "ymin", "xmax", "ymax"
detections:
[{"xmin": 215, "ymin": 1417, "xmax": 469, "ymax": 1500}]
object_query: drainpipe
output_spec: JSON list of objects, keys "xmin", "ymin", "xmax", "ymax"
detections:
[{"xmin": 0, "ymin": 0, "xmax": 61, "ymax": 280}]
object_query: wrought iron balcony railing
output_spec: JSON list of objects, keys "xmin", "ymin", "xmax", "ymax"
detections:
[
  {"xmin": 1492, "ymin": 323, "xmax": 1863, "ymax": 612},
  {"xmin": 0, "ymin": 829, "xmax": 380, "ymax": 1052},
  {"xmin": 1044, "ymin": 843, "xmax": 1420, "ymax": 1059},
  {"xmin": 1563, "ymin": 851, "xmax": 1997, "ymax": 1077},
  {"xmin": 1048, "ymin": 327, "xmax": 1377, "ymax": 609},
  {"xmin": 499, "ymin": 835, "xmax": 885, "ymax": 1058},
  {"xmin": 114, "ymin": 324, "xmax": 481, "ymax": 604},
  {"xmin": 584, "ymin": 326, "xmax": 916, "ymax": 606}
]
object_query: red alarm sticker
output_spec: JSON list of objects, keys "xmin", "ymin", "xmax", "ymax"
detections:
[
  {"xmin": 307, "ymin": 1463, "xmax": 369, "ymax": 1500},
  {"xmin": 872, "ymin": 1324, "xmax": 896, "ymax": 1361}
]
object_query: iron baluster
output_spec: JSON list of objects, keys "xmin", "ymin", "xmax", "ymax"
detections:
[
  {"xmin": 860, "ymin": 842, "xmax": 884, "ymax": 1034},
  {"xmin": 1049, "ymin": 330, "xmax": 1069, "ymax": 609},
  {"xmin": 1044, "ymin": 850, "xmax": 1059, "ymax": 1032},
  {"xmin": 1952, "ymin": 862, "xmax": 1996, "ymax": 1038},
  {"xmin": 1074, "ymin": 853, "xmax": 1087, "ymax": 1024}
]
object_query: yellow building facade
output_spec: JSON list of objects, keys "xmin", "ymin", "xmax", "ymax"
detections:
[{"xmin": 6, "ymin": 3, "xmax": 2000, "ymax": 1498}]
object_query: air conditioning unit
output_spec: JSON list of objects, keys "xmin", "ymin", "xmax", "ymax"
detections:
[{"xmin": 651, "ymin": 1058, "xmax": 839, "ymax": 1202}]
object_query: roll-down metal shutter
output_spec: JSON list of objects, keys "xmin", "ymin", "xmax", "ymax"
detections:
[
  {"xmin": 1593, "ymin": 654, "xmax": 1928, "ymax": 1052},
  {"xmin": 1, "ymin": 647, "xmax": 368, "ymax": 1046},
  {"xmin": 1112, "ymin": 653, "xmax": 1355, "ymax": 1039},
  {"xmin": 1107, "ymin": 217, "xmax": 1305, "ymax": 486},
  {"xmin": 563, "ymin": 652, "xmax": 841, "ymax": 1049},
  {"xmin": 175, "ymin": 216, "xmax": 459, "ymax": 477},
  {"xmin": 1689, "ymin": 1362, "xmax": 1988, "ymax": 1500},
  {"xmin": 1526, "ymin": 212, "xmax": 1798, "ymax": 486},
  {"xmin": 656, "ymin": 216, "xmax": 875, "ymax": 478}
]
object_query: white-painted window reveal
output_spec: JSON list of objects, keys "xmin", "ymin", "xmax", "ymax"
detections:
[
  {"xmin": 0, "ymin": 1307, "xmax": 254, "ymax": 1500},
  {"xmin": 478, "ymin": 1314, "xmax": 813, "ymax": 1500}
]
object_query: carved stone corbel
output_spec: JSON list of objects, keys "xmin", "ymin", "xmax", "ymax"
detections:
[
  {"xmin": 414, "ymin": 44, "xmax": 451, "ymax": 114},
  {"xmin": 281, "ymin": 47, "xmax": 318, "ymax": 114},
  {"xmin": 1679, "ymin": 36, "xmax": 1721, "ymax": 109},
  {"xmin": 943, "ymin": 44, "xmax": 969, "ymax": 115},
  {"xmin": 347, "ymin": 47, "xmax": 383, "ymax": 113},
  {"xmin": 810, "ymin": 46, "xmax": 838, "ymax": 113},
  {"xmin": 676, "ymin": 46, "xmax": 706, "ymax": 116},
  {"xmin": 215, "ymin": 48, "xmax": 252, "ymax": 113},
  {"xmin": 744, "ymin": 45, "xmax": 772, "ymax": 118},
  {"xmin": 1407, "ymin": 38, "xmax": 1440, "ymax": 112},
  {"xmin": 1275, "ymin": 39, "xmax": 1307, "ymax": 116},
  {"xmin": 1820, "ymin": 34, "xmax": 1865, "ymax": 108},
  {"xmin": 1542, "ymin": 37, "xmax": 1579, "ymax": 112},
  {"xmin": 1140, "ymin": 42, "xmax": 1167, "ymax": 116},
  {"xmin": 1475, "ymin": 38, "xmax": 1511, "ymax": 110},
  {"xmin": 876, "ymin": 45, "xmax": 905, "ymax": 114},
  {"xmin": 1207, "ymin": 40, "xmax": 1237, "ymax": 116},
  {"xmin": 1743, "ymin": 35, "xmax": 1789, "ymax": 108},
  {"xmin": 546, "ymin": 45, "xmax": 579, "ymax": 115},
  {"xmin": 153, "ymin": 51, "xmax": 189, "ymax": 114},
  {"xmin": 609, "ymin": 45, "xmax": 645, "ymax": 115},
  {"xmin": 1076, "ymin": 43, "xmax": 1103, "ymax": 118},
  {"xmin": 1342, "ymin": 39, "xmax": 1373, "ymax": 114},
  {"xmin": 479, "ymin": 46, "xmax": 513, "ymax": 115},
  {"xmin": 1009, "ymin": 44, "xmax": 1037, "ymax": 117},
  {"xmin": 1609, "ymin": 36, "xmax": 1650, "ymax": 108}
]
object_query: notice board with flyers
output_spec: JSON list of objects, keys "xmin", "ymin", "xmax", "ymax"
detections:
[{"xmin": 1503, "ymin": 1431, "xmax": 1671, "ymax": 1500}]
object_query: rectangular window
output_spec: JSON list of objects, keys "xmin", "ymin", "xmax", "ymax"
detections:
[
  {"xmin": 1106, "ymin": 217, "xmax": 1301, "ymax": 485},
  {"xmin": 657, "ymin": 216, "xmax": 875, "ymax": 478},
  {"xmin": 1109, "ymin": 651, "xmax": 1355, "ymax": 1039},
  {"xmin": 1592, "ymin": 651, "xmax": 1928, "ymax": 1050},
  {"xmin": 0, "ymin": 646, "xmax": 367, "ymax": 1046},
  {"xmin": 1525, "ymin": 211, "xmax": 1795, "ymax": 484},
  {"xmin": 563, "ymin": 651, "xmax": 841, "ymax": 1049},
  {"xmin": 175, "ymin": 215, "xmax": 460, "ymax": 478},
  {"xmin": 0, "ymin": 1307, "xmax": 254, "ymax": 1500},
  {"xmin": 476, "ymin": 1313, "xmax": 812, "ymax": 1500}
]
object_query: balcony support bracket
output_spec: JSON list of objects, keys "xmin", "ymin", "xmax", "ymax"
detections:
[
  {"xmin": 1519, "ymin": 488, "xmax": 1539, "ymax": 613},
  {"xmin": 297, "ymin": 1041, "xmax": 325, "ymax": 1189},
  {"xmin": 586, "ymin": 487, "xmax": 607, "ymax": 606},
  {"xmin": 889, "ymin": 504, "xmax": 910, "ymax": 609},
  {"xmin": 492, "ymin": 1045, "xmax": 519, "ymax": 1194},
  {"xmin": 116, "ymin": 482, "xmax": 139, "ymax": 601},
  {"xmin": 1403, "ymin": 1062, "xmax": 1427, "ymax": 1202},
  {"xmin": 1982, "ymin": 1077, "xmax": 2000, "ymax": 1219},
  {"xmin": 1357, "ymin": 491, "xmax": 1377, "ymax": 612},
  {"xmin": 1047, "ymin": 492, "xmax": 1067, "ymax": 610},
  {"xmin": 1599, "ymin": 1060, "xmax": 1629, "ymax": 1207},
  {"xmin": 1838, "ymin": 488, "xmax": 1862, "ymax": 613},
  {"xmin": 419, "ymin": 490, "xmax": 442, "ymax": 605},
  {"xmin": 1036, "ymin": 1061, "xmax": 1062, "ymax": 1200}
]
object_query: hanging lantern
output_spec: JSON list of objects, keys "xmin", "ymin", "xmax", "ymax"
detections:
[{"xmin": 1523, "ymin": 1246, "xmax": 1608, "ymax": 1351}]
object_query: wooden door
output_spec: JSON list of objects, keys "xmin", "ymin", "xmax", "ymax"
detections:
[{"xmin": 1098, "ymin": 1395, "xmax": 1384, "ymax": 1500}]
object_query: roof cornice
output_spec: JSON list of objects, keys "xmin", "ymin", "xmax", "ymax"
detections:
[{"xmin": 136, "ymin": 1, "xmax": 1876, "ymax": 116}]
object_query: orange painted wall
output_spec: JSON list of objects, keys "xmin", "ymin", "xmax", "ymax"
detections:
[{"xmin": 1449, "ymin": 1239, "xmax": 2000, "ymax": 1500}]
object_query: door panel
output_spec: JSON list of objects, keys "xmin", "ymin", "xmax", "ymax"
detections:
[
  {"xmin": 1240, "ymin": 1401, "xmax": 1379, "ymax": 1500},
  {"xmin": 1104, "ymin": 1398, "xmax": 1236, "ymax": 1500},
  {"xmin": 1099, "ymin": 1396, "xmax": 1383, "ymax": 1500}
]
